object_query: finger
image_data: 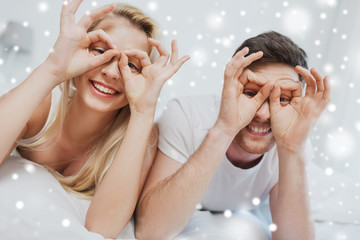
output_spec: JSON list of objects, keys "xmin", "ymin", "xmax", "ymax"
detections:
[
  {"xmin": 270, "ymin": 83, "xmax": 281, "ymax": 107},
  {"xmin": 148, "ymin": 38, "xmax": 171, "ymax": 66},
  {"xmin": 124, "ymin": 49, "xmax": 152, "ymax": 68},
  {"xmin": 87, "ymin": 29, "xmax": 118, "ymax": 49},
  {"xmin": 253, "ymin": 81, "xmax": 273, "ymax": 106},
  {"xmin": 88, "ymin": 49, "xmax": 119, "ymax": 69},
  {"xmin": 169, "ymin": 40, "xmax": 179, "ymax": 64},
  {"xmin": 224, "ymin": 47, "xmax": 249, "ymax": 81},
  {"xmin": 295, "ymin": 65, "xmax": 316, "ymax": 96},
  {"xmin": 310, "ymin": 67, "xmax": 325, "ymax": 92},
  {"xmin": 278, "ymin": 80, "xmax": 303, "ymax": 98},
  {"xmin": 167, "ymin": 55, "xmax": 191, "ymax": 75},
  {"xmin": 246, "ymin": 70, "xmax": 267, "ymax": 86},
  {"xmin": 238, "ymin": 69, "xmax": 267, "ymax": 87},
  {"xmin": 60, "ymin": 0, "xmax": 76, "ymax": 29},
  {"xmin": 290, "ymin": 81, "xmax": 303, "ymax": 98},
  {"xmin": 118, "ymin": 51, "xmax": 133, "ymax": 80},
  {"xmin": 322, "ymin": 75, "xmax": 331, "ymax": 102},
  {"xmin": 234, "ymin": 51, "xmax": 263, "ymax": 79},
  {"xmin": 69, "ymin": 0, "xmax": 83, "ymax": 14},
  {"xmin": 232, "ymin": 47, "xmax": 249, "ymax": 59},
  {"xmin": 154, "ymin": 55, "xmax": 191, "ymax": 87},
  {"xmin": 278, "ymin": 79, "xmax": 302, "ymax": 91},
  {"xmin": 77, "ymin": 3, "xmax": 116, "ymax": 30},
  {"xmin": 61, "ymin": 0, "xmax": 82, "ymax": 15}
]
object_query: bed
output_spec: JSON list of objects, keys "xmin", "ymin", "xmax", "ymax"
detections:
[{"xmin": 1, "ymin": 156, "xmax": 359, "ymax": 239}]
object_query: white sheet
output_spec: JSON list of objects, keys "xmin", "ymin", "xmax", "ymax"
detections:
[
  {"xmin": 1, "ymin": 156, "xmax": 359, "ymax": 239},
  {"xmin": 0, "ymin": 156, "xmax": 136, "ymax": 240},
  {"xmin": 307, "ymin": 161, "xmax": 360, "ymax": 225}
]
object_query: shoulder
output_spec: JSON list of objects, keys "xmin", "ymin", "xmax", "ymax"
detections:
[
  {"xmin": 158, "ymin": 94, "xmax": 220, "ymax": 129},
  {"xmin": 170, "ymin": 94, "xmax": 220, "ymax": 113}
]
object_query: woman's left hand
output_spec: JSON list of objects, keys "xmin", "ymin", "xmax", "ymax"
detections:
[{"xmin": 119, "ymin": 39, "xmax": 190, "ymax": 116}]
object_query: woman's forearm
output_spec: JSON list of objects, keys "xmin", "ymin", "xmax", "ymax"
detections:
[{"xmin": 85, "ymin": 113, "xmax": 154, "ymax": 238}]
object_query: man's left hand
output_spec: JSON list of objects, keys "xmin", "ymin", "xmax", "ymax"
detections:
[{"xmin": 269, "ymin": 66, "xmax": 331, "ymax": 152}]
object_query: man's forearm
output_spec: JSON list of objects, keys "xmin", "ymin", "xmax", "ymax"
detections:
[
  {"xmin": 136, "ymin": 126, "xmax": 233, "ymax": 240},
  {"xmin": 271, "ymin": 146, "xmax": 314, "ymax": 240}
]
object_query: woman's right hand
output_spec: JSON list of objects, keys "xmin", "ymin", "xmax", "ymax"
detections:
[{"xmin": 45, "ymin": 0, "xmax": 119, "ymax": 85}]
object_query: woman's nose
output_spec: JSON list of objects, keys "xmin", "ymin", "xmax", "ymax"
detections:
[{"xmin": 101, "ymin": 59, "xmax": 121, "ymax": 80}]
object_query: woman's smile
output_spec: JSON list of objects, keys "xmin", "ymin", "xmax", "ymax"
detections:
[{"xmin": 89, "ymin": 80, "xmax": 120, "ymax": 98}]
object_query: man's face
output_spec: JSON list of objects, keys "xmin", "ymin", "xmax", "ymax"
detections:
[{"xmin": 235, "ymin": 62, "xmax": 300, "ymax": 154}]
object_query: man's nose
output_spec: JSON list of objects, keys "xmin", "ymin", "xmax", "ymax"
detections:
[{"xmin": 254, "ymin": 99, "xmax": 270, "ymax": 122}]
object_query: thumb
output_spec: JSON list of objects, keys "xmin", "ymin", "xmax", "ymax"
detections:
[
  {"xmin": 88, "ymin": 49, "xmax": 119, "ymax": 69},
  {"xmin": 118, "ymin": 51, "xmax": 133, "ymax": 81},
  {"xmin": 269, "ymin": 83, "xmax": 281, "ymax": 109},
  {"xmin": 253, "ymin": 81, "xmax": 272, "ymax": 107}
]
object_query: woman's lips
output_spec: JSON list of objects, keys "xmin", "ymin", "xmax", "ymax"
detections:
[{"xmin": 89, "ymin": 80, "xmax": 119, "ymax": 98}]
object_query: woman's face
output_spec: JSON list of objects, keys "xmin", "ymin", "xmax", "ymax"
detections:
[{"xmin": 74, "ymin": 17, "xmax": 149, "ymax": 114}]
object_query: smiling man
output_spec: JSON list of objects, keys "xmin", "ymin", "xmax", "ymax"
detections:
[{"xmin": 135, "ymin": 31, "xmax": 331, "ymax": 240}]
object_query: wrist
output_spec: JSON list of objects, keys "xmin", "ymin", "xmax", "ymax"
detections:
[
  {"xmin": 209, "ymin": 124, "xmax": 235, "ymax": 147},
  {"xmin": 40, "ymin": 59, "xmax": 67, "ymax": 85},
  {"xmin": 276, "ymin": 141, "xmax": 306, "ymax": 157},
  {"xmin": 129, "ymin": 111, "xmax": 154, "ymax": 124},
  {"xmin": 26, "ymin": 63, "xmax": 62, "ymax": 90},
  {"xmin": 275, "ymin": 138, "xmax": 305, "ymax": 154},
  {"xmin": 130, "ymin": 108, "xmax": 155, "ymax": 120},
  {"xmin": 212, "ymin": 120, "xmax": 241, "ymax": 139}
]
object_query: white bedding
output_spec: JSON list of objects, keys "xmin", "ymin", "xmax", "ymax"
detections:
[
  {"xmin": 0, "ymin": 156, "xmax": 359, "ymax": 239},
  {"xmin": 0, "ymin": 156, "xmax": 136, "ymax": 240},
  {"xmin": 173, "ymin": 162, "xmax": 360, "ymax": 239}
]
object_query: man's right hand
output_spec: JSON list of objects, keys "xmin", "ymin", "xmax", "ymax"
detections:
[{"xmin": 214, "ymin": 47, "xmax": 272, "ymax": 138}]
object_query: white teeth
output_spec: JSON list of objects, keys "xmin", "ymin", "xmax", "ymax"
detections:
[
  {"xmin": 92, "ymin": 82, "xmax": 116, "ymax": 95},
  {"xmin": 249, "ymin": 126, "xmax": 271, "ymax": 133}
]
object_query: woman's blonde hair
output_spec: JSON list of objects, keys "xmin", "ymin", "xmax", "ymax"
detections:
[{"xmin": 18, "ymin": 4, "xmax": 158, "ymax": 200}]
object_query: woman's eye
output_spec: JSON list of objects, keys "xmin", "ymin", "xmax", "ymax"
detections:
[
  {"xmin": 90, "ymin": 48, "xmax": 105, "ymax": 55},
  {"xmin": 243, "ymin": 91, "xmax": 256, "ymax": 98},
  {"xmin": 128, "ymin": 62, "xmax": 140, "ymax": 73}
]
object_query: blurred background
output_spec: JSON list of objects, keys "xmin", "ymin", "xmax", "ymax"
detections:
[{"xmin": 0, "ymin": 0, "xmax": 359, "ymax": 183}]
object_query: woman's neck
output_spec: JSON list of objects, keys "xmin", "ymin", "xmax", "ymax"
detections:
[{"xmin": 62, "ymin": 94, "xmax": 118, "ymax": 147}]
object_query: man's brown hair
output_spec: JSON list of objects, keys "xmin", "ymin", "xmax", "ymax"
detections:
[{"xmin": 234, "ymin": 31, "xmax": 308, "ymax": 81}]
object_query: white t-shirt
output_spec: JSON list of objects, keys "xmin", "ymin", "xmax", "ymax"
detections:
[{"xmin": 157, "ymin": 95, "xmax": 313, "ymax": 211}]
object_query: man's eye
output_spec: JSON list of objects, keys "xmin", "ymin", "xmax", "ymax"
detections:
[
  {"xmin": 280, "ymin": 96, "xmax": 291, "ymax": 106},
  {"xmin": 280, "ymin": 97, "xmax": 290, "ymax": 102},
  {"xmin": 243, "ymin": 91, "xmax": 256, "ymax": 98},
  {"xmin": 128, "ymin": 62, "xmax": 140, "ymax": 73}
]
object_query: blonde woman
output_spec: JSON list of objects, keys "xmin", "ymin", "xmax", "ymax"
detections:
[{"xmin": 0, "ymin": 0, "xmax": 189, "ymax": 238}]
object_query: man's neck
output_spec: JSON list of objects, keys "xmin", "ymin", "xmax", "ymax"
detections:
[{"xmin": 226, "ymin": 139, "xmax": 263, "ymax": 169}]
